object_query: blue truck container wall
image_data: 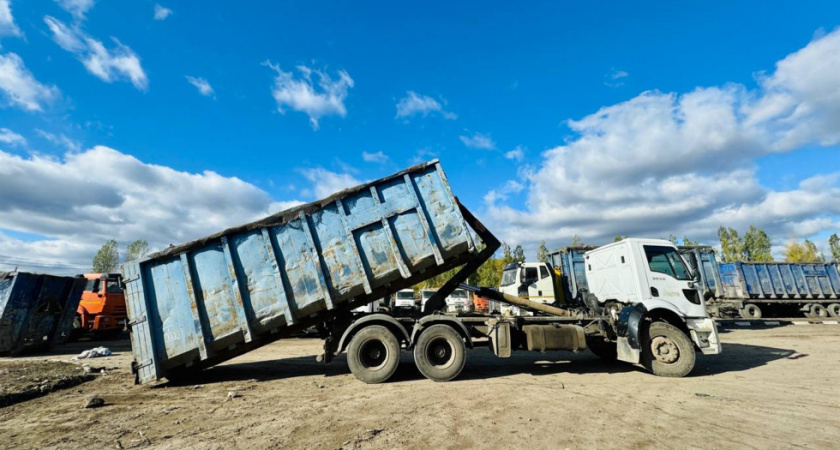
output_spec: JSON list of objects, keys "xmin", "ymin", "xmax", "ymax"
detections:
[
  {"xmin": 718, "ymin": 262, "xmax": 840, "ymax": 300},
  {"xmin": 0, "ymin": 272, "xmax": 85, "ymax": 355},
  {"xmin": 677, "ymin": 246, "xmax": 722, "ymax": 299},
  {"xmin": 123, "ymin": 160, "xmax": 478, "ymax": 384}
]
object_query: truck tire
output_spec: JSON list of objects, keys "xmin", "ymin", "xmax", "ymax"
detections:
[
  {"xmin": 809, "ymin": 304, "xmax": 828, "ymax": 318},
  {"xmin": 346, "ymin": 325, "xmax": 400, "ymax": 384},
  {"xmin": 586, "ymin": 336, "xmax": 617, "ymax": 361},
  {"xmin": 641, "ymin": 322, "xmax": 696, "ymax": 378},
  {"xmin": 413, "ymin": 324, "xmax": 466, "ymax": 382},
  {"xmin": 828, "ymin": 303, "xmax": 840, "ymax": 318},
  {"xmin": 739, "ymin": 304, "xmax": 762, "ymax": 319}
]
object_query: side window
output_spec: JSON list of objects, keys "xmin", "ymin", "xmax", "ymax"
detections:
[
  {"xmin": 539, "ymin": 266, "xmax": 549, "ymax": 279},
  {"xmin": 666, "ymin": 252, "xmax": 690, "ymax": 280},
  {"xmin": 646, "ymin": 248, "xmax": 676, "ymax": 277},
  {"xmin": 106, "ymin": 281, "xmax": 123, "ymax": 294},
  {"xmin": 523, "ymin": 267, "xmax": 538, "ymax": 283}
]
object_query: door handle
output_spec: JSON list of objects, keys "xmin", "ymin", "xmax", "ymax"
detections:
[{"xmin": 651, "ymin": 287, "xmax": 659, "ymax": 297}]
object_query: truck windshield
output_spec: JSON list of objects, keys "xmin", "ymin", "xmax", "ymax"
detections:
[
  {"xmin": 397, "ymin": 292, "xmax": 414, "ymax": 300},
  {"xmin": 500, "ymin": 268, "xmax": 517, "ymax": 286},
  {"xmin": 644, "ymin": 245, "xmax": 691, "ymax": 280},
  {"xmin": 450, "ymin": 291, "xmax": 467, "ymax": 298}
]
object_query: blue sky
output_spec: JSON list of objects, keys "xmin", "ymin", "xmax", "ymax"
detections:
[{"xmin": 1, "ymin": 0, "xmax": 839, "ymax": 272}]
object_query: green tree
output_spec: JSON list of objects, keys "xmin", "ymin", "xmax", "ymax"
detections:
[
  {"xmin": 830, "ymin": 234, "xmax": 840, "ymax": 262},
  {"xmin": 571, "ymin": 235, "xmax": 583, "ymax": 246},
  {"xmin": 668, "ymin": 234, "xmax": 678, "ymax": 244},
  {"xmin": 783, "ymin": 239, "xmax": 825, "ymax": 262},
  {"xmin": 718, "ymin": 227, "xmax": 743, "ymax": 263},
  {"xmin": 92, "ymin": 240, "xmax": 120, "ymax": 273},
  {"xmin": 743, "ymin": 225, "xmax": 773, "ymax": 262},
  {"xmin": 682, "ymin": 236, "xmax": 699, "ymax": 246},
  {"xmin": 501, "ymin": 243, "xmax": 514, "ymax": 265},
  {"xmin": 613, "ymin": 235, "xmax": 628, "ymax": 242},
  {"xmin": 536, "ymin": 241, "xmax": 548, "ymax": 263},
  {"xmin": 512, "ymin": 245, "xmax": 526, "ymax": 263},
  {"xmin": 125, "ymin": 240, "xmax": 149, "ymax": 262}
]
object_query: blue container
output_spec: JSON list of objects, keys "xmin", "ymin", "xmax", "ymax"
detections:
[
  {"xmin": 123, "ymin": 160, "xmax": 478, "ymax": 384},
  {"xmin": 0, "ymin": 272, "xmax": 85, "ymax": 355},
  {"xmin": 678, "ymin": 246, "xmax": 722, "ymax": 299},
  {"xmin": 548, "ymin": 246, "xmax": 596, "ymax": 305},
  {"xmin": 718, "ymin": 262, "xmax": 840, "ymax": 300}
]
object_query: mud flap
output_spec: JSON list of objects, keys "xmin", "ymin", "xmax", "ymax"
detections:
[{"xmin": 615, "ymin": 304, "xmax": 646, "ymax": 364}]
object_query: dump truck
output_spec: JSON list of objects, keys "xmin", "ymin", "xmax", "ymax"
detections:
[
  {"xmin": 0, "ymin": 271, "xmax": 85, "ymax": 355},
  {"xmin": 123, "ymin": 160, "xmax": 720, "ymax": 385},
  {"xmin": 75, "ymin": 273, "xmax": 128, "ymax": 335}
]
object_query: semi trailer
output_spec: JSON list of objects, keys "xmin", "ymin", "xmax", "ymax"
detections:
[{"xmin": 122, "ymin": 160, "xmax": 720, "ymax": 385}]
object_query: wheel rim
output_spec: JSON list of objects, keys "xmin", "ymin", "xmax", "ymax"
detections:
[
  {"xmin": 650, "ymin": 336, "xmax": 680, "ymax": 364},
  {"xmin": 425, "ymin": 337, "xmax": 455, "ymax": 369},
  {"xmin": 359, "ymin": 339, "xmax": 388, "ymax": 370}
]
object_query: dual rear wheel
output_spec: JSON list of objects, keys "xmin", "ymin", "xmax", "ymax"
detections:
[{"xmin": 346, "ymin": 324, "xmax": 466, "ymax": 384}]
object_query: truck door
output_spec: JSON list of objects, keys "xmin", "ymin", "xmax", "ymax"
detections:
[
  {"xmin": 641, "ymin": 244, "xmax": 705, "ymax": 317},
  {"xmin": 527, "ymin": 264, "xmax": 555, "ymax": 304}
]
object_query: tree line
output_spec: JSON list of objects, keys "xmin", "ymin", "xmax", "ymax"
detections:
[{"xmin": 92, "ymin": 240, "xmax": 149, "ymax": 273}]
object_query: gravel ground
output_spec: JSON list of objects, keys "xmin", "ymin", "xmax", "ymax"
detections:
[{"xmin": 1, "ymin": 324, "xmax": 838, "ymax": 449}]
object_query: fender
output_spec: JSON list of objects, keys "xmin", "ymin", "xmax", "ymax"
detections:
[
  {"xmin": 336, "ymin": 314, "xmax": 411, "ymax": 354},
  {"xmin": 616, "ymin": 303, "xmax": 647, "ymax": 350},
  {"xmin": 410, "ymin": 315, "xmax": 473, "ymax": 349}
]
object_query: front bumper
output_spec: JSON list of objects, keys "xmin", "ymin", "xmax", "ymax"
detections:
[{"xmin": 685, "ymin": 318, "xmax": 722, "ymax": 355}]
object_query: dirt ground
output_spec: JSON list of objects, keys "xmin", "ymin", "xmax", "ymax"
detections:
[{"xmin": 1, "ymin": 324, "xmax": 839, "ymax": 450}]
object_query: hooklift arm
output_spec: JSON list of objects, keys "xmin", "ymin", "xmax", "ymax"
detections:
[
  {"xmin": 459, "ymin": 284, "xmax": 574, "ymax": 317},
  {"xmin": 422, "ymin": 199, "xmax": 501, "ymax": 314}
]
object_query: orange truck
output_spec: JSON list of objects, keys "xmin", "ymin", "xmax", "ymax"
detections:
[{"xmin": 75, "ymin": 273, "xmax": 127, "ymax": 335}]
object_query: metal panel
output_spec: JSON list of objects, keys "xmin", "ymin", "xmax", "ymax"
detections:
[
  {"xmin": 122, "ymin": 160, "xmax": 479, "ymax": 384},
  {"xmin": 0, "ymin": 272, "xmax": 85, "ymax": 355},
  {"xmin": 716, "ymin": 262, "xmax": 840, "ymax": 301}
]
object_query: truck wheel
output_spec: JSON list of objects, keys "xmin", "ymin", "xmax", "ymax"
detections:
[
  {"xmin": 346, "ymin": 325, "xmax": 400, "ymax": 384},
  {"xmin": 827, "ymin": 303, "xmax": 840, "ymax": 318},
  {"xmin": 739, "ymin": 304, "xmax": 762, "ymax": 319},
  {"xmin": 413, "ymin": 324, "xmax": 466, "ymax": 382},
  {"xmin": 641, "ymin": 322, "xmax": 696, "ymax": 378},
  {"xmin": 586, "ymin": 336, "xmax": 617, "ymax": 361},
  {"xmin": 809, "ymin": 304, "xmax": 828, "ymax": 318}
]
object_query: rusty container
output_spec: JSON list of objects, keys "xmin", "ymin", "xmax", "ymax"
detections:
[{"xmin": 123, "ymin": 160, "xmax": 477, "ymax": 384}]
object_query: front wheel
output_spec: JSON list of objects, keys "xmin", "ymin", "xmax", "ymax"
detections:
[
  {"xmin": 346, "ymin": 325, "xmax": 400, "ymax": 384},
  {"xmin": 641, "ymin": 322, "xmax": 696, "ymax": 378},
  {"xmin": 413, "ymin": 325, "xmax": 466, "ymax": 382}
]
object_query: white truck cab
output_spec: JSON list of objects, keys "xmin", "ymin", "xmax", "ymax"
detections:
[
  {"xmin": 445, "ymin": 289, "xmax": 471, "ymax": 313},
  {"xmin": 420, "ymin": 289, "xmax": 436, "ymax": 311},
  {"xmin": 585, "ymin": 238, "xmax": 720, "ymax": 359},
  {"xmin": 393, "ymin": 289, "xmax": 416, "ymax": 309}
]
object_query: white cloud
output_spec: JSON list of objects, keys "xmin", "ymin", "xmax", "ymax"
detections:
[
  {"xmin": 604, "ymin": 68, "xmax": 629, "ymax": 87},
  {"xmin": 459, "ymin": 132, "xmax": 496, "ymax": 150},
  {"xmin": 0, "ymin": 0, "xmax": 21, "ymax": 37},
  {"xmin": 44, "ymin": 16, "xmax": 148, "ymax": 90},
  {"xmin": 395, "ymin": 91, "xmax": 456, "ymax": 120},
  {"xmin": 0, "ymin": 146, "xmax": 303, "ymax": 274},
  {"xmin": 298, "ymin": 167, "xmax": 361, "ymax": 199},
  {"xmin": 0, "ymin": 127, "xmax": 25, "ymax": 146},
  {"xmin": 0, "ymin": 53, "xmax": 60, "ymax": 111},
  {"xmin": 504, "ymin": 146, "xmax": 524, "ymax": 162},
  {"xmin": 264, "ymin": 62, "xmax": 353, "ymax": 130},
  {"xmin": 55, "ymin": 0, "xmax": 95, "ymax": 21},
  {"xmin": 362, "ymin": 150, "xmax": 389, "ymax": 164},
  {"xmin": 153, "ymin": 4, "xmax": 172, "ymax": 21},
  {"xmin": 486, "ymin": 28, "xmax": 840, "ymax": 254},
  {"xmin": 35, "ymin": 129, "xmax": 81, "ymax": 152},
  {"xmin": 186, "ymin": 76, "xmax": 214, "ymax": 97}
]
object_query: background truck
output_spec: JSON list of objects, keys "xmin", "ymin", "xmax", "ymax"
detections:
[
  {"xmin": 393, "ymin": 289, "xmax": 416, "ymax": 310},
  {"xmin": 75, "ymin": 273, "xmax": 128, "ymax": 335},
  {"xmin": 444, "ymin": 288, "xmax": 471, "ymax": 313},
  {"xmin": 122, "ymin": 160, "xmax": 720, "ymax": 386}
]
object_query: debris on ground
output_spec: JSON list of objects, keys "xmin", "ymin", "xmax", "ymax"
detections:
[
  {"xmin": 0, "ymin": 361, "xmax": 94, "ymax": 408},
  {"xmin": 71, "ymin": 347, "xmax": 112, "ymax": 360},
  {"xmin": 83, "ymin": 396, "xmax": 105, "ymax": 409},
  {"xmin": 227, "ymin": 390, "xmax": 241, "ymax": 400}
]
